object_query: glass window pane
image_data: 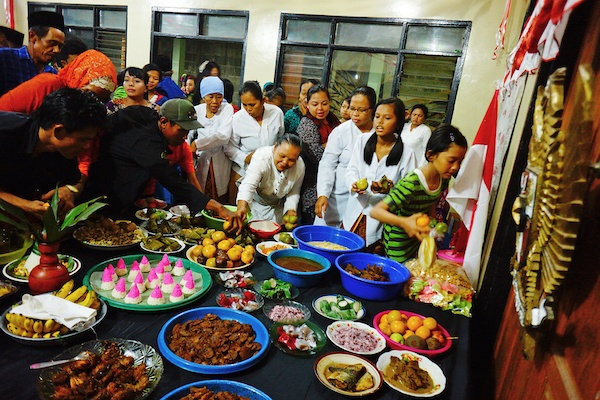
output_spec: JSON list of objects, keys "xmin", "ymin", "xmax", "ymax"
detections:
[
  {"xmin": 63, "ymin": 8, "xmax": 94, "ymax": 27},
  {"xmin": 335, "ymin": 23, "xmax": 402, "ymax": 48},
  {"xmin": 97, "ymin": 30, "xmax": 126, "ymax": 70},
  {"xmin": 406, "ymin": 26, "xmax": 465, "ymax": 53},
  {"xmin": 285, "ymin": 20, "xmax": 329, "ymax": 44},
  {"xmin": 31, "ymin": 6, "xmax": 56, "ymax": 12},
  {"xmin": 160, "ymin": 13, "xmax": 197, "ymax": 36},
  {"xmin": 330, "ymin": 50, "xmax": 397, "ymax": 112},
  {"xmin": 398, "ymin": 54, "xmax": 457, "ymax": 126},
  {"xmin": 203, "ymin": 15, "xmax": 246, "ymax": 39},
  {"xmin": 280, "ymin": 45, "xmax": 326, "ymax": 109},
  {"xmin": 66, "ymin": 27, "xmax": 94, "ymax": 49},
  {"xmin": 100, "ymin": 10, "xmax": 126, "ymax": 30}
]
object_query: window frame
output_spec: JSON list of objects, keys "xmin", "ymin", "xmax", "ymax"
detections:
[{"xmin": 275, "ymin": 14, "xmax": 471, "ymax": 124}]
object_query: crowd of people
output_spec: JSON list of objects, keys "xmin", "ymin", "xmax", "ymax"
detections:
[{"xmin": 0, "ymin": 11, "xmax": 469, "ymax": 263}]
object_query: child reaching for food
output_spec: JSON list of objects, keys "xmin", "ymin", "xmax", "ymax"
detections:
[{"xmin": 370, "ymin": 124, "xmax": 468, "ymax": 262}]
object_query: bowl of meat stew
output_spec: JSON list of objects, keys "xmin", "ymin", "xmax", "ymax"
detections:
[{"xmin": 335, "ymin": 253, "xmax": 410, "ymax": 301}]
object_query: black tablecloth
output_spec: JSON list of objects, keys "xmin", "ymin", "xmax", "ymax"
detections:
[{"xmin": 0, "ymin": 238, "xmax": 471, "ymax": 400}]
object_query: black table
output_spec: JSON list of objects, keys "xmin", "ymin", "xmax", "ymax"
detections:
[{"xmin": 0, "ymin": 238, "xmax": 471, "ymax": 400}]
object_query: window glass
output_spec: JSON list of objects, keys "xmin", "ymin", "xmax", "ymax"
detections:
[
  {"xmin": 279, "ymin": 45, "xmax": 326, "ymax": 109},
  {"xmin": 335, "ymin": 23, "xmax": 403, "ymax": 48},
  {"xmin": 160, "ymin": 13, "xmax": 197, "ymax": 36},
  {"xmin": 63, "ymin": 8, "xmax": 94, "ymax": 27},
  {"xmin": 285, "ymin": 20, "xmax": 330, "ymax": 44},
  {"xmin": 203, "ymin": 15, "xmax": 246, "ymax": 38},
  {"xmin": 97, "ymin": 30, "xmax": 127, "ymax": 70},
  {"xmin": 405, "ymin": 26, "xmax": 465, "ymax": 53},
  {"xmin": 397, "ymin": 54, "xmax": 457, "ymax": 126},
  {"xmin": 66, "ymin": 27, "xmax": 94, "ymax": 48},
  {"xmin": 330, "ymin": 50, "xmax": 397, "ymax": 111},
  {"xmin": 99, "ymin": 10, "xmax": 126, "ymax": 30}
]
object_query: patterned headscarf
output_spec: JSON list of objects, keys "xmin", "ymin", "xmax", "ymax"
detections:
[{"xmin": 58, "ymin": 49, "xmax": 117, "ymax": 92}]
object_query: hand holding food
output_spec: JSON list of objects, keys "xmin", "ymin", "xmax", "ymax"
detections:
[
  {"xmin": 354, "ymin": 178, "xmax": 369, "ymax": 193},
  {"xmin": 282, "ymin": 212, "xmax": 298, "ymax": 231}
]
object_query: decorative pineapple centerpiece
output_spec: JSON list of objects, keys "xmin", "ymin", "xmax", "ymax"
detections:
[{"xmin": 0, "ymin": 188, "xmax": 106, "ymax": 293}]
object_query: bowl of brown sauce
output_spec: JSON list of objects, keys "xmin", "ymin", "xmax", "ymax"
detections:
[{"xmin": 267, "ymin": 249, "xmax": 331, "ymax": 288}]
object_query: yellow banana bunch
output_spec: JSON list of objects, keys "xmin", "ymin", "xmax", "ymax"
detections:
[
  {"xmin": 54, "ymin": 279, "xmax": 74, "ymax": 298},
  {"xmin": 65, "ymin": 285, "xmax": 88, "ymax": 302},
  {"xmin": 76, "ymin": 289, "xmax": 95, "ymax": 307},
  {"xmin": 5, "ymin": 313, "xmax": 67, "ymax": 339}
]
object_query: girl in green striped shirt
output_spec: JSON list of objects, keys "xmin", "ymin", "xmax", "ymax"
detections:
[{"xmin": 371, "ymin": 125, "xmax": 468, "ymax": 262}]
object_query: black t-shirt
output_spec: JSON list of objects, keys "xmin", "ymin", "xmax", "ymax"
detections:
[{"xmin": 0, "ymin": 112, "xmax": 80, "ymax": 200}]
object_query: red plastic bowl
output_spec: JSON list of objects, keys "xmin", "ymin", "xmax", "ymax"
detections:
[
  {"xmin": 373, "ymin": 310, "xmax": 452, "ymax": 356},
  {"xmin": 247, "ymin": 220, "xmax": 281, "ymax": 239}
]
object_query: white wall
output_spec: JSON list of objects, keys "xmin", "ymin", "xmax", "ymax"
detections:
[{"xmin": 5, "ymin": 0, "xmax": 529, "ymax": 140}]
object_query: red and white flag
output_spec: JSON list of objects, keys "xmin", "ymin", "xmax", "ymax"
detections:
[{"xmin": 446, "ymin": 90, "xmax": 498, "ymax": 287}]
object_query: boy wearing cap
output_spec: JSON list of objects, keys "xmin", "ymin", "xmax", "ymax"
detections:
[
  {"xmin": 87, "ymin": 99, "xmax": 242, "ymax": 231},
  {"xmin": 0, "ymin": 11, "xmax": 65, "ymax": 96}
]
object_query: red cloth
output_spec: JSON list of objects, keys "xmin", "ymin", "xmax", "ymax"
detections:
[
  {"xmin": 143, "ymin": 142, "xmax": 195, "ymax": 194},
  {"xmin": 306, "ymin": 112, "xmax": 340, "ymax": 144},
  {"xmin": 0, "ymin": 73, "xmax": 62, "ymax": 113}
]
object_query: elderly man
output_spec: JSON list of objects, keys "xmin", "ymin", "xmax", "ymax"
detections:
[
  {"xmin": 0, "ymin": 11, "xmax": 65, "ymax": 96},
  {"xmin": 87, "ymin": 99, "xmax": 242, "ymax": 231},
  {"xmin": 0, "ymin": 88, "xmax": 107, "ymax": 216}
]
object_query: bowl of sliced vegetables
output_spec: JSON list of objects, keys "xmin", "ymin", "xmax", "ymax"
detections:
[
  {"xmin": 312, "ymin": 294, "xmax": 365, "ymax": 321},
  {"xmin": 254, "ymin": 278, "xmax": 299, "ymax": 300}
]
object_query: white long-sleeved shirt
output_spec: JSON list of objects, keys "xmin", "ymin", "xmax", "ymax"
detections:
[
  {"xmin": 343, "ymin": 133, "xmax": 418, "ymax": 246},
  {"xmin": 315, "ymin": 120, "xmax": 373, "ymax": 226},
  {"xmin": 188, "ymin": 102, "xmax": 234, "ymax": 197},
  {"xmin": 400, "ymin": 122, "xmax": 432, "ymax": 167},
  {"xmin": 225, "ymin": 103, "xmax": 284, "ymax": 176},
  {"xmin": 236, "ymin": 145, "xmax": 305, "ymax": 222}
]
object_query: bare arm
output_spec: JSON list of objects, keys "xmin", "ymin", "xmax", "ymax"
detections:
[{"xmin": 370, "ymin": 201, "xmax": 430, "ymax": 241}]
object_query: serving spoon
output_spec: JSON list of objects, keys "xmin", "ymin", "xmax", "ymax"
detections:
[{"xmin": 30, "ymin": 352, "xmax": 90, "ymax": 369}]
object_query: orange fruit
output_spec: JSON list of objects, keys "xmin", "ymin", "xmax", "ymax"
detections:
[
  {"xmin": 227, "ymin": 247, "xmax": 242, "ymax": 261},
  {"xmin": 390, "ymin": 320, "xmax": 406, "ymax": 334},
  {"xmin": 403, "ymin": 330, "xmax": 415, "ymax": 340},
  {"xmin": 406, "ymin": 316, "xmax": 423, "ymax": 331},
  {"xmin": 222, "ymin": 220, "xmax": 231, "ymax": 230},
  {"xmin": 217, "ymin": 240, "xmax": 233, "ymax": 251},
  {"xmin": 201, "ymin": 244, "xmax": 217, "ymax": 258},
  {"xmin": 205, "ymin": 257, "xmax": 216, "ymax": 267},
  {"xmin": 416, "ymin": 215, "xmax": 430, "ymax": 227},
  {"xmin": 379, "ymin": 314, "xmax": 389, "ymax": 325},
  {"xmin": 401, "ymin": 313, "xmax": 408, "ymax": 321},
  {"xmin": 202, "ymin": 237, "xmax": 215, "ymax": 246},
  {"xmin": 378, "ymin": 322, "xmax": 392, "ymax": 336},
  {"xmin": 241, "ymin": 250, "xmax": 254, "ymax": 264},
  {"xmin": 415, "ymin": 326, "xmax": 431, "ymax": 340},
  {"xmin": 191, "ymin": 245, "xmax": 203, "ymax": 257},
  {"xmin": 423, "ymin": 317, "xmax": 438, "ymax": 331},
  {"xmin": 244, "ymin": 245, "xmax": 255, "ymax": 255},
  {"xmin": 212, "ymin": 230, "xmax": 226, "ymax": 243},
  {"xmin": 386, "ymin": 310, "xmax": 401, "ymax": 323}
]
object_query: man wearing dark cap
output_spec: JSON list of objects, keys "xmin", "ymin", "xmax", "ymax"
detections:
[
  {"xmin": 153, "ymin": 54, "xmax": 186, "ymax": 106},
  {"xmin": 0, "ymin": 26, "xmax": 24, "ymax": 48},
  {"xmin": 87, "ymin": 99, "xmax": 243, "ymax": 232},
  {"xmin": 0, "ymin": 11, "xmax": 65, "ymax": 96}
]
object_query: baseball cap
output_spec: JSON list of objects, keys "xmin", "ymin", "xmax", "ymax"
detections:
[{"xmin": 160, "ymin": 99, "xmax": 202, "ymax": 130}]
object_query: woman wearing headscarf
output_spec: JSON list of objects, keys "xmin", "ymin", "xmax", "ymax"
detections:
[
  {"xmin": 188, "ymin": 76, "xmax": 234, "ymax": 202},
  {"xmin": 0, "ymin": 49, "xmax": 116, "ymax": 113}
]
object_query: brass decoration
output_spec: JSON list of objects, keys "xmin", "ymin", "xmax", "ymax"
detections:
[{"xmin": 512, "ymin": 65, "xmax": 594, "ymax": 337}]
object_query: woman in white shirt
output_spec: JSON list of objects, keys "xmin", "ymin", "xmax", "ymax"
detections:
[
  {"xmin": 401, "ymin": 104, "xmax": 432, "ymax": 167},
  {"xmin": 343, "ymin": 97, "xmax": 418, "ymax": 249},
  {"xmin": 188, "ymin": 76, "xmax": 234, "ymax": 202},
  {"xmin": 236, "ymin": 134, "xmax": 305, "ymax": 223},
  {"xmin": 314, "ymin": 86, "xmax": 377, "ymax": 227}
]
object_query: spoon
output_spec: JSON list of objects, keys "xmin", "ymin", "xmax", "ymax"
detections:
[{"xmin": 29, "ymin": 352, "xmax": 90, "ymax": 370}]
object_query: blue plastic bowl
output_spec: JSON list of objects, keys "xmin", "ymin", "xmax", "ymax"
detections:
[
  {"xmin": 267, "ymin": 249, "xmax": 331, "ymax": 288},
  {"xmin": 157, "ymin": 307, "xmax": 270, "ymax": 374},
  {"xmin": 335, "ymin": 253, "xmax": 411, "ymax": 301},
  {"xmin": 292, "ymin": 226, "xmax": 364, "ymax": 264},
  {"xmin": 160, "ymin": 379, "xmax": 272, "ymax": 400}
]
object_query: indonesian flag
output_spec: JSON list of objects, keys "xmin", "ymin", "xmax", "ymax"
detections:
[
  {"xmin": 446, "ymin": 90, "xmax": 498, "ymax": 287},
  {"xmin": 4, "ymin": 0, "xmax": 14, "ymax": 28}
]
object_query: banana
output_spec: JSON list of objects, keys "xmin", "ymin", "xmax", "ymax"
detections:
[
  {"xmin": 51, "ymin": 330, "xmax": 61, "ymax": 338},
  {"xmin": 51, "ymin": 322, "xmax": 62, "ymax": 332},
  {"xmin": 21, "ymin": 329, "xmax": 33, "ymax": 338},
  {"xmin": 5, "ymin": 313, "xmax": 15, "ymax": 324},
  {"xmin": 58, "ymin": 326, "xmax": 70, "ymax": 335},
  {"xmin": 55, "ymin": 279, "xmax": 75, "ymax": 298},
  {"xmin": 23, "ymin": 317, "xmax": 34, "ymax": 332},
  {"xmin": 43, "ymin": 319, "xmax": 55, "ymax": 333},
  {"xmin": 43, "ymin": 332, "xmax": 51, "ymax": 339},
  {"xmin": 7, "ymin": 323, "xmax": 21, "ymax": 335},
  {"xmin": 76, "ymin": 290, "xmax": 94, "ymax": 308},
  {"xmin": 14, "ymin": 314, "xmax": 25, "ymax": 329},
  {"xmin": 65, "ymin": 285, "xmax": 87, "ymax": 302},
  {"xmin": 32, "ymin": 332, "xmax": 43, "ymax": 339},
  {"xmin": 33, "ymin": 320, "xmax": 44, "ymax": 334},
  {"xmin": 90, "ymin": 298, "xmax": 101, "ymax": 310}
]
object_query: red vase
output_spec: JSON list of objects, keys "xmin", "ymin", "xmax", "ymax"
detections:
[{"xmin": 28, "ymin": 242, "xmax": 70, "ymax": 294}]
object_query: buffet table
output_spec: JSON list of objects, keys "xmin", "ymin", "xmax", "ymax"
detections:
[{"xmin": 0, "ymin": 237, "xmax": 471, "ymax": 400}]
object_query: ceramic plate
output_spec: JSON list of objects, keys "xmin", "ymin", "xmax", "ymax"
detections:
[
  {"xmin": 1, "ymin": 299, "xmax": 107, "ymax": 347},
  {"xmin": 269, "ymin": 320, "xmax": 327, "ymax": 357},
  {"xmin": 36, "ymin": 338, "xmax": 163, "ymax": 399},
  {"xmin": 161, "ymin": 380, "xmax": 272, "ymax": 400},
  {"xmin": 135, "ymin": 208, "xmax": 173, "ymax": 221},
  {"xmin": 314, "ymin": 352, "xmax": 383, "ymax": 397},
  {"xmin": 372, "ymin": 310, "xmax": 452, "ymax": 356},
  {"xmin": 140, "ymin": 238, "xmax": 185, "ymax": 254},
  {"xmin": 216, "ymin": 289, "xmax": 264, "ymax": 312},
  {"xmin": 0, "ymin": 280, "xmax": 19, "ymax": 301},
  {"xmin": 185, "ymin": 246, "xmax": 252, "ymax": 271},
  {"xmin": 326, "ymin": 321, "xmax": 386, "ymax": 355},
  {"xmin": 255, "ymin": 241, "xmax": 292, "ymax": 257},
  {"xmin": 376, "ymin": 350, "xmax": 446, "ymax": 397},
  {"xmin": 73, "ymin": 221, "xmax": 144, "ymax": 251},
  {"xmin": 134, "ymin": 198, "xmax": 167, "ymax": 209},
  {"xmin": 83, "ymin": 255, "xmax": 211, "ymax": 312},
  {"xmin": 273, "ymin": 233, "xmax": 297, "ymax": 247},
  {"xmin": 254, "ymin": 279, "xmax": 299, "ymax": 300},
  {"xmin": 2, "ymin": 255, "xmax": 81, "ymax": 284},
  {"xmin": 312, "ymin": 294, "xmax": 366, "ymax": 321},
  {"xmin": 214, "ymin": 270, "xmax": 257, "ymax": 289},
  {"xmin": 169, "ymin": 205, "xmax": 190, "ymax": 216},
  {"xmin": 140, "ymin": 220, "xmax": 181, "ymax": 237},
  {"xmin": 263, "ymin": 300, "xmax": 310, "ymax": 324},
  {"xmin": 157, "ymin": 307, "xmax": 270, "ymax": 374}
]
